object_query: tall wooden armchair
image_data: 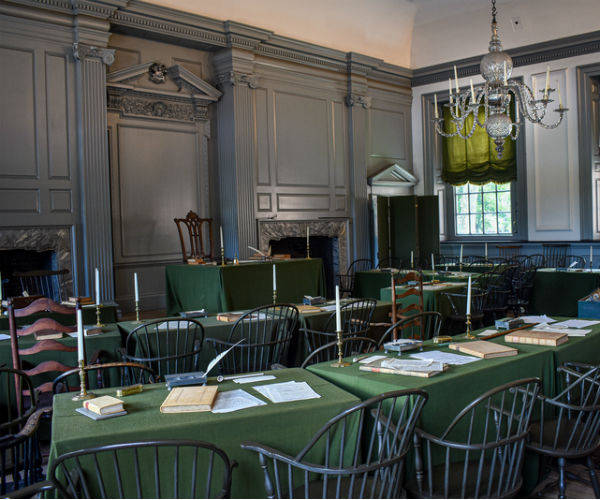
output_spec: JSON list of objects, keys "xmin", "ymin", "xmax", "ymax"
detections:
[
  {"xmin": 390, "ymin": 270, "xmax": 424, "ymax": 325},
  {"xmin": 7, "ymin": 297, "xmax": 78, "ymax": 404},
  {"xmin": 174, "ymin": 211, "xmax": 214, "ymax": 263}
]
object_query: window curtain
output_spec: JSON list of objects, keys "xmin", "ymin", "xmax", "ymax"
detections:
[{"xmin": 442, "ymin": 104, "xmax": 516, "ymax": 186}]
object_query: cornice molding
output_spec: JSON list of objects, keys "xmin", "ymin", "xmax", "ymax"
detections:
[
  {"xmin": 2, "ymin": 0, "xmax": 126, "ymax": 19},
  {"xmin": 345, "ymin": 94, "xmax": 371, "ymax": 109},
  {"xmin": 215, "ymin": 71, "xmax": 259, "ymax": 89},
  {"xmin": 412, "ymin": 30, "xmax": 600, "ymax": 88}
]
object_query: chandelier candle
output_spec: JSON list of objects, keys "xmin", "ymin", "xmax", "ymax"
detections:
[{"xmin": 433, "ymin": 0, "xmax": 567, "ymax": 159}]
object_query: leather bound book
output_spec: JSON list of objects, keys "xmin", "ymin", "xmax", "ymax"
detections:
[
  {"xmin": 449, "ymin": 340, "xmax": 518, "ymax": 359},
  {"xmin": 84, "ymin": 395, "xmax": 124, "ymax": 415},
  {"xmin": 505, "ymin": 330, "xmax": 568, "ymax": 346},
  {"xmin": 160, "ymin": 386, "xmax": 218, "ymax": 413}
]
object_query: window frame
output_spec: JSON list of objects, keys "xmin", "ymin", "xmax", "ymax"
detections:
[{"xmin": 422, "ymin": 85, "xmax": 528, "ymax": 242}]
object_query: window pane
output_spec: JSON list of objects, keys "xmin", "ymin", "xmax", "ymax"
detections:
[
  {"xmin": 483, "ymin": 193, "xmax": 497, "ymax": 213},
  {"xmin": 498, "ymin": 192, "xmax": 511, "ymax": 212},
  {"xmin": 496, "ymin": 183, "xmax": 510, "ymax": 191},
  {"xmin": 482, "ymin": 183, "xmax": 496, "ymax": 192},
  {"xmin": 456, "ymin": 215, "xmax": 470, "ymax": 234},
  {"xmin": 484, "ymin": 213, "xmax": 498, "ymax": 233},
  {"xmin": 455, "ymin": 184, "xmax": 468, "ymax": 194},
  {"xmin": 498, "ymin": 213, "xmax": 512, "ymax": 233},
  {"xmin": 456, "ymin": 195, "xmax": 469, "ymax": 214},
  {"xmin": 470, "ymin": 214, "xmax": 483, "ymax": 234},
  {"xmin": 469, "ymin": 193, "xmax": 482, "ymax": 213}
]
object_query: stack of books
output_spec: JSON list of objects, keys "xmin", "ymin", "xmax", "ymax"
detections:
[{"xmin": 76, "ymin": 395, "xmax": 127, "ymax": 420}]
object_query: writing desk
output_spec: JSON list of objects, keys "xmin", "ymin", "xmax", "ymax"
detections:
[
  {"xmin": 353, "ymin": 269, "xmax": 477, "ymax": 300},
  {"xmin": 49, "ymin": 368, "xmax": 360, "ymax": 498},
  {"xmin": 118, "ymin": 301, "xmax": 393, "ymax": 368},
  {"xmin": 307, "ymin": 320, "xmax": 600, "ymax": 492},
  {"xmin": 165, "ymin": 258, "xmax": 325, "ymax": 315},
  {"xmin": 530, "ymin": 268, "xmax": 600, "ymax": 316}
]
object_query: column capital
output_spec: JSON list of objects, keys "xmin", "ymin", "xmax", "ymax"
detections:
[
  {"xmin": 216, "ymin": 71, "xmax": 258, "ymax": 89},
  {"xmin": 73, "ymin": 43, "xmax": 115, "ymax": 66},
  {"xmin": 345, "ymin": 94, "xmax": 371, "ymax": 109}
]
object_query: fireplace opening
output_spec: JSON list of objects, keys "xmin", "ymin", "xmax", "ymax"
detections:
[
  {"xmin": 269, "ymin": 236, "xmax": 338, "ymax": 298},
  {"xmin": 0, "ymin": 249, "xmax": 60, "ymax": 300}
]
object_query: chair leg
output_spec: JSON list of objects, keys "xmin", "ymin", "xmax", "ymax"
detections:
[
  {"xmin": 587, "ymin": 456, "xmax": 600, "ymax": 499},
  {"xmin": 558, "ymin": 457, "xmax": 567, "ymax": 499}
]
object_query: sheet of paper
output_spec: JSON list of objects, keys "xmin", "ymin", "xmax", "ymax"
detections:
[
  {"xmin": 553, "ymin": 319, "xmax": 600, "ymax": 328},
  {"xmin": 0, "ymin": 333, "xmax": 11, "ymax": 341},
  {"xmin": 157, "ymin": 321, "xmax": 185, "ymax": 330},
  {"xmin": 519, "ymin": 315, "xmax": 557, "ymax": 324},
  {"xmin": 477, "ymin": 329, "xmax": 498, "ymax": 336},
  {"xmin": 233, "ymin": 374, "xmax": 276, "ymax": 384},
  {"xmin": 411, "ymin": 350, "xmax": 480, "ymax": 365},
  {"xmin": 381, "ymin": 358, "xmax": 445, "ymax": 372},
  {"xmin": 319, "ymin": 304, "xmax": 338, "ymax": 312},
  {"xmin": 211, "ymin": 389, "xmax": 266, "ymax": 413},
  {"xmin": 358, "ymin": 355, "xmax": 388, "ymax": 364},
  {"xmin": 252, "ymin": 381, "xmax": 321, "ymax": 403},
  {"xmin": 533, "ymin": 326, "xmax": 591, "ymax": 337}
]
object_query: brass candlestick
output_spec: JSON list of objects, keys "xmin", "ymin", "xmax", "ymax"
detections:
[
  {"xmin": 306, "ymin": 240, "xmax": 310, "ymax": 259},
  {"xmin": 466, "ymin": 313, "xmax": 475, "ymax": 339},
  {"xmin": 72, "ymin": 359, "xmax": 96, "ymax": 401},
  {"xmin": 95, "ymin": 303, "xmax": 104, "ymax": 327},
  {"xmin": 272, "ymin": 290, "xmax": 277, "ymax": 304},
  {"xmin": 134, "ymin": 300, "xmax": 142, "ymax": 323},
  {"xmin": 331, "ymin": 330, "xmax": 350, "ymax": 368},
  {"xmin": 221, "ymin": 247, "xmax": 225, "ymax": 266}
]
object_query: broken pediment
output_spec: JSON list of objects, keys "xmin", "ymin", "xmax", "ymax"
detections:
[{"xmin": 369, "ymin": 163, "xmax": 418, "ymax": 195}]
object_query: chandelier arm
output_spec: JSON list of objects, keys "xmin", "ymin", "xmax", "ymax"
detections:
[{"xmin": 433, "ymin": 119, "xmax": 462, "ymax": 138}]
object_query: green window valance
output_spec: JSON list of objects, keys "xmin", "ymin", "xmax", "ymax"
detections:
[{"xmin": 442, "ymin": 105, "xmax": 516, "ymax": 186}]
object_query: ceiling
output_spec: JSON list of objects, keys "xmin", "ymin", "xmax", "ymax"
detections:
[{"xmin": 141, "ymin": 0, "xmax": 600, "ymax": 69}]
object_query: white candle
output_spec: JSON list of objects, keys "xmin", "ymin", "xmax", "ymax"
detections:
[
  {"xmin": 434, "ymin": 94, "xmax": 439, "ymax": 119},
  {"xmin": 410, "ymin": 251, "xmax": 414, "ymax": 269},
  {"xmin": 335, "ymin": 285, "xmax": 341, "ymax": 332},
  {"xmin": 220, "ymin": 226, "xmax": 224, "ymax": 249},
  {"xmin": 466, "ymin": 276, "xmax": 472, "ymax": 316},
  {"xmin": 272, "ymin": 264, "xmax": 277, "ymax": 291},
  {"xmin": 454, "ymin": 65, "xmax": 459, "ymax": 93},
  {"xmin": 460, "ymin": 244, "xmax": 463, "ymax": 264},
  {"xmin": 590, "ymin": 245, "xmax": 593, "ymax": 267},
  {"xmin": 516, "ymin": 102, "xmax": 520, "ymax": 122},
  {"xmin": 470, "ymin": 79, "xmax": 475, "ymax": 102},
  {"xmin": 544, "ymin": 65, "xmax": 550, "ymax": 98},
  {"xmin": 307, "ymin": 226, "xmax": 310, "ymax": 244},
  {"xmin": 485, "ymin": 242, "xmax": 488, "ymax": 259},
  {"xmin": 134, "ymin": 272, "xmax": 139, "ymax": 302},
  {"xmin": 557, "ymin": 81, "xmax": 563, "ymax": 108},
  {"xmin": 77, "ymin": 307, "xmax": 84, "ymax": 362},
  {"xmin": 503, "ymin": 61, "xmax": 507, "ymax": 85},
  {"xmin": 448, "ymin": 78, "xmax": 453, "ymax": 103},
  {"xmin": 95, "ymin": 268, "xmax": 100, "ymax": 305},
  {"xmin": 532, "ymin": 78, "xmax": 537, "ymax": 98},
  {"xmin": 431, "ymin": 253, "xmax": 435, "ymax": 272}
]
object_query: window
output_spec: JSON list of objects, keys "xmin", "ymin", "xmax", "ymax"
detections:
[{"xmin": 454, "ymin": 182, "xmax": 512, "ymax": 236}]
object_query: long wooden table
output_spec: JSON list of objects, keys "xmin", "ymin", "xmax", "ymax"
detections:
[{"xmin": 48, "ymin": 368, "xmax": 361, "ymax": 498}]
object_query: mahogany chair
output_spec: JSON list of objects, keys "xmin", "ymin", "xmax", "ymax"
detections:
[
  {"xmin": 389, "ymin": 271, "xmax": 424, "ymax": 339},
  {"xmin": 7, "ymin": 297, "xmax": 78, "ymax": 405},
  {"xmin": 174, "ymin": 210, "xmax": 214, "ymax": 263}
]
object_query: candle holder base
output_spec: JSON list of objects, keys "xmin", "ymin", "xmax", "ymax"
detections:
[
  {"xmin": 95, "ymin": 304, "xmax": 104, "ymax": 327},
  {"xmin": 221, "ymin": 247, "xmax": 225, "ymax": 267},
  {"xmin": 331, "ymin": 329, "xmax": 350, "ymax": 367},
  {"xmin": 465, "ymin": 314, "xmax": 476, "ymax": 339},
  {"xmin": 72, "ymin": 391, "xmax": 96, "ymax": 401},
  {"xmin": 330, "ymin": 360, "xmax": 351, "ymax": 368},
  {"xmin": 72, "ymin": 360, "xmax": 96, "ymax": 401}
]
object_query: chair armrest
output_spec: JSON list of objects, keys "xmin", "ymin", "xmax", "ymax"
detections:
[{"xmin": 7, "ymin": 480, "xmax": 54, "ymax": 499}]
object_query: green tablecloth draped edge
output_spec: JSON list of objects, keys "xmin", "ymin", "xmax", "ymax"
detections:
[
  {"xmin": 49, "ymin": 368, "xmax": 360, "ymax": 499},
  {"xmin": 166, "ymin": 259, "xmax": 326, "ymax": 315},
  {"xmin": 307, "ymin": 319, "xmax": 600, "ymax": 492}
]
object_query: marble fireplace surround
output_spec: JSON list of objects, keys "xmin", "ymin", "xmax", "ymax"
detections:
[
  {"xmin": 0, "ymin": 227, "xmax": 73, "ymax": 298},
  {"xmin": 257, "ymin": 219, "xmax": 350, "ymax": 275}
]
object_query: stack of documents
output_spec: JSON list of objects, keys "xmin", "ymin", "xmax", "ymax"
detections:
[{"xmin": 252, "ymin": 381, "xmax": 321, "ymax": 403}]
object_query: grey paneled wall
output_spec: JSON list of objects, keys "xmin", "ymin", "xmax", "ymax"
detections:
[
  {"xmin": 253, "ymin": 70, "xmax": 349, "ymax": 220},
  {"xmin": 0, "ymin": 41, "xmax": 77, "ymax": 226}
]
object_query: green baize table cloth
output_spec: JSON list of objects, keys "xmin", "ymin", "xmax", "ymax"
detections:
[
  {"xmin": 118, "ymin": 300, "xmax": 393, "ymax": 368},
  {"xmin": 165, "ymin": 258, "xmax": 326, "ymax": 315},
  {"xmin": 307, "ymin": 318, "xmax": 600, "ymax": 492},
  {"xmin": 530, "ymin": 268, "xmax": 600, "ymax": 317},
  {"xmin": 353, "ymin": 269, "xmax": 475, "ymax": 300},
  {"xmin": 48, "ymin": 368, "xmax": 360, "ymax": 499}
]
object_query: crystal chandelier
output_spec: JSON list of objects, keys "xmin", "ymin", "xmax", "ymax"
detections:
[{"xmin": 433, "ymin": 0, "xmax": 567, "ymax": 159}]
